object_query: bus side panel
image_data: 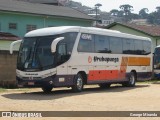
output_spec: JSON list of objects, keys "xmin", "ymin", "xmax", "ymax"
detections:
[{"xmin": 87, "ymin": 56, "xmax": 152, "ymax": 83}]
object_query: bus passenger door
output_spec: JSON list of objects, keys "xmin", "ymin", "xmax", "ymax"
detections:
[{"xmin": 56, "ymin": 43, "xmax": 68, "ymax": 77}]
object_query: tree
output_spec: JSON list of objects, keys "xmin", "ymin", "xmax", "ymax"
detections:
[
  {"xmin": 147, "ymin": 7, "xmax": 160, "ymax": 25},
  {"xmin": 119, "ymin": 4, "xmax": 133, "ymax": 22},
  {"xmin": 117, "ymin": 10, "xmax": 124, "ymax": 17},
  {"xmin": 110, "ymin": 9, "xmax": 119, "ymax": 16},
  {"xmin": 139, "ymin": 8, "xmax": 149, "ymax": 19},
  {"xmin": 119, "ymin": 4, "xmax": 133, "ymax": 16}
]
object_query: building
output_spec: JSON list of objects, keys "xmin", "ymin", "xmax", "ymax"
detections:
[
  {"xmin": 129, "ymin": 19, "xmax": 148, "ymax": 25},
  {"xmin": 106, "ymin": 22, "xmax": 160, "ymax": 52},
  {"xmin": 0, "ymin": 0, "xmax": 94, "ymax": 38},
  {"xmin": 0, "ymin": 32, "xmax": 20, "ymax": 50}
]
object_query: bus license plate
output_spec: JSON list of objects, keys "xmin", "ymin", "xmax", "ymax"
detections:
[{"xmin": 28, "ymin": 82, "xmax": 34, "ymax": 85}]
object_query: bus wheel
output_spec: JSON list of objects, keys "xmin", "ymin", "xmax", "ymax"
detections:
[
  {"xmin": 122, "ymin": 72, "xmax": 136, "ymax": 87},
  {"xmin": 72, "ymin": 73, "xmax": 84, "ymax": 92},
  {"xmin": 99, "ymin": 83, "xmax": 111, "ymax": 89},
  {"xmin": 42, "ymin": 86, "xmax": 53, "ymax": 93}
]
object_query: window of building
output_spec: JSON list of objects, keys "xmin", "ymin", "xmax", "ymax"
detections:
[
  {"xmin": 9, "ymin": 23, "xmax": 17, "ymax": 30},
  {"xmin": 26, "ymin": 25, "xmax": 37, "ymax": 32}
]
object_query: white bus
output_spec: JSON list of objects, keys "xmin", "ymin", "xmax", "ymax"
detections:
[
  {"xmin": 154, "ymin": 45, "xmax": 160, "ymax": 78},
  {"xmin": 10, "ymin": 26, "xmax": 152, "ymax": 92}
]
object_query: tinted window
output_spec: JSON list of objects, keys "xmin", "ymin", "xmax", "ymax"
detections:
[
  {"xmin": 110, "ymin": 37, "xmax": 122, "ymax": 54},
  {"xmin": 95, "ymin": 35, "xmax": 111, "ymax": 53},
  {"xmin": 155, "ymin": 47, "xmax": 160, "ymax": 54},
  {"xmin": 134, "ymin": 40, "xmax": 143, "ymax": 55},
  {"xmin": 37, "ymin": 37, "xmax": 54, "ymax": 68},
  {"xmin": 143, "ymin": 41, "xmax": 151, "ymax": 55},
  {"xmin": 57, "ymin": 32, "xmax": 78, "ymax": 65},
  {"xmin": 78, "ymin": 34, "xmax": 94, "ymax": 52},
  {"xmin": 62, "ymin": 32, "xmax": 78, "ymax": 54},
  {"xmin": 123, "ymin": 39, "xmax": 134, "ymax": 54}
]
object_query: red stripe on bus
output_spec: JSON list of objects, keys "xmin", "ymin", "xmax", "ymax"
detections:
[{"xmin": 88, "ymin": 70, "xmax": 124, "ymax": 81}]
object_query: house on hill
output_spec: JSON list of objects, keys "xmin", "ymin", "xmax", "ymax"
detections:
[
  {"xmin": 106, "ymin": 22, "xmax": 160, "ymax": 52},
  {"xmin": 0, "ymin": 0, "xmax": 94, "ymax": 37}
]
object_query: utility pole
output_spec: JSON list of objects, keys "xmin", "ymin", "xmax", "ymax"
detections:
[{"xmin": 95, "ymin": 3, "xmax": 102, "ymax": 27}]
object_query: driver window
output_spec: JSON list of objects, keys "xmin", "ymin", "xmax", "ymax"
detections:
[
  {"xmin": 58, "ymin": 43, "xmax": 67, "ymax": 55},
  {"xmin": 57, "ymin": 43, "xmax": 68, "ymax": 65}
]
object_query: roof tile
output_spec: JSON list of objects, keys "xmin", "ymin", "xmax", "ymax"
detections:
[
  {"xmin": 124, "ymin": 23, "xmax": 160, "ymax": 36},
  {"xmin": 0, "ymin": 0, "xmax": 93, "ymax": 20}
]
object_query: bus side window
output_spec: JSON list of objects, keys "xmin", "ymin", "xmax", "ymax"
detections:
[
  {"xmin": 95, "ymin": 35, "xmax": 111, "ymax": 53},
  {"xmin": 110, "ymin": 37, "xmax": 123, "ymax": 54},
  {"xmin": 57, "ymin": 43, "xmax": 68, "ymax": 65},
  {"xmin": 123, "ymin": 39, "xmax": 134, "ymax": 54},
  {"xmin": 143, "ymin": 41, "xmax": 151, "ymax": 55},
  {"xmin": 78, "ymin": 34, "xmax": 94, "ymax": 52},
  {"xmin": 134, "ymin": 40, "xmax": 143, "ymax": 55}
]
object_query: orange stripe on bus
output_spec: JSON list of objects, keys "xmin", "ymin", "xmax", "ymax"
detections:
[
  {"xmin": 119, "ymin": 57, "xmax": 128, "ymax": 79},
  {"xmin": 127, "ymin": 57, "xmax": 150, "ymax": 66}
]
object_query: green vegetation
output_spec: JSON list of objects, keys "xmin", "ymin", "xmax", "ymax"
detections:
[
  {"xmin": 0, "ymin": 87, "xmax": 31, "ymax": 93},
  {"xmin": 110, "ymin": 4, "xmax": 160, "ymax": 25},
  {"xmin": 0, "ymin": 88, "xmax": 7, "ymax": 93}
]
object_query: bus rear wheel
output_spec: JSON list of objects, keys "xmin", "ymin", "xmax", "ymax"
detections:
[
  {"xmin": 122, "ymin": 72, "xmax": 136, "ymax": 87},
  {"xmin": 72, "ymin": 73, "xmax": 84, "ymax": 92},
  {"xmin": 42, "ymin": 86, "xmax": 53, "ymax": 93},
  {"xmin": 99, "ymin": 83, "xmax": 111, "ymax": 89}
]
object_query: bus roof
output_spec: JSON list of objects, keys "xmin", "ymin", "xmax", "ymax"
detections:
[{"xmin": 25, "ymin": 26, "xmax": 151, "ymax": 41}]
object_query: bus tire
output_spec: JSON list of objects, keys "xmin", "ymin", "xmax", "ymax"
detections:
[
  {"xmin": 72, "ymin": 73, "xmax": 84, "ymax": 92},
  {"xmin": 42, "ymin": 86, "xmax": 53, "ymax": 93},
  {"xmin": 122, "ymin": 72, "xmax": 136, "ymax": 87},
  {"xmin": 99, "ymin": 83, "xmax": 111, "ymax": 89}
]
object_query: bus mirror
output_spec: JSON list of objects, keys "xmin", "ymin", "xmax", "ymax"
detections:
[
  {"xmin": 51, "ymin": 37, "xmax": 64, "ymax": 53},
  {"xmin": 10, "ymin": 40, "xmax": 22, "ymax": 54}
]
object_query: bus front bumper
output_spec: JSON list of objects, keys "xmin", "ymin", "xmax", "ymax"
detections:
[{"xmin": 16, "ymin": 75, "xmax": 75, "ymax": 88}]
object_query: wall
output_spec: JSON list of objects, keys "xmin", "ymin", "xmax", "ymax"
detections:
[
  {"xmin": 0, "ymin": 11, "xmax": 92, "ymax": 37},
  {"xmin": 0, "ymin": 50, "xmax": 18, "ymax": 87}
]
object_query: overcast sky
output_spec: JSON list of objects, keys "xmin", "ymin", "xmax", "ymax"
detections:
[{"xmin": 72, "ymin": 0, "xmax": 159, "ymax": 13}]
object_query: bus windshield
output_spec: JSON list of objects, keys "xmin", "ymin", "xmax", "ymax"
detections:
[
  {"xmin": 17, "ymin": 32, "xmax": 78, "ymax": 71},
  {"xmin": 154, "ymin": 47, "xmax": 160, "ymax": 69},
  {"xmin": 17, "ymin": 35, "xmax": 58, "ymax": 71}
]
